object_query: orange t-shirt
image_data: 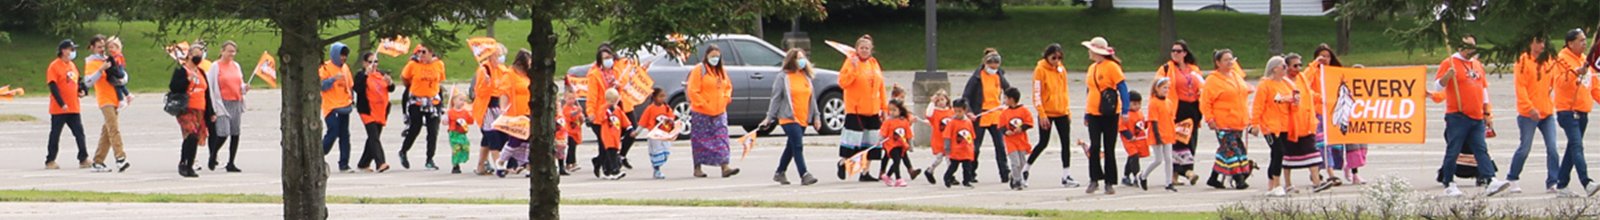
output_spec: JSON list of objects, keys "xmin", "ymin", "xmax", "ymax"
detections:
[
  {"xmin": 1147, "ymin": 96, "xmax": 1177, "ymax": 145},
  {"xmin": 360, "ymin": 72, "xmax": 392, "ymax": 125},
  {"xmin": 183, "ymin": 67, "xmax": 209, "ymax": 111},
  {"xmin": 1252, "ymin": 78, "xmax": 1297, "ymax": 135},
  {"xmin": 47, "ymin": 58, "xmax": 81, "ymax": 114},
  {"xmin": 598, "ymin": 105, "xmax": 633, "ymax": 150},
  {"xmin": 1432, "ymin": 55, "xmax": 1491, "ymax": 119},
  {"xmin": 943, "ymin": 117, "xmax": 976, "ymax": 160},
  {"xmin": 1034, "ymin": 59, "xmax": 1072, "ymax": 117},
  {"xmin": 1086, "ymin": 61, "xmax": 1126, "ymax": 116},
  {"xmin": 687, "ymin": 65, "xmax": 732, "ymax": 116},
  {"xmin": 1551, "ymin": 49, "xmax": 1600, "ymax": 113},
  {"xmin": 1201, "ymin": 69, "xmax": 1253, "ymax": 130},
  {"xmin": 839, "ymin": 56, "xmax": 885, "ymax": 115},
  {"xmin": 215, "ymin": 60, "xmax": 245, "ymax": 101},
  {"xmin": 318, "ymin": 61, "xmax": 353, "ymax": 116},
  {"xmin": 1516, "ymin": 52, "xmax": 1555, "ymax": 118},
  {"xmin": 926, "ymin": 108, "xmax": 953, "ymax": 155},
  {"xmin": 1158, "ymin": 61, "xmax": 1204, "ymax": 102},
  {"xmin": 978, "ymin": 70, "xmax": 1003, "ymax": 126},
  {"xmin": 87, "ymin": 57, "xmax": 118, "ymax": 107},
  {"xmin": 1119, "ymin": 108, "xmax": 1150, "ymax": 157},
  {"xmin": 1290, "ymin": 76, "xmax": 1320, "ymax": 138},
  {"xmin": 780, "ymin": 70, "xmax": 814, "ymax": 127},
  {"xmin": 447, "ymin": 107, "xmax": 473, "ymax": 133},
  {"xmin": 471, "ymin": 64, "xmax": 507, "ymax": 121},
  {"xmin": 880, "ymin": 117, "xmax": 914, "ymax": 151},
  {"xmin": 1000, "ymin": 107, "xmax": 1033, "ymax": 153},
  {"xmin": 562, "ymin": 104, "xmax": 585, "ymax": 141},
  {"xmin": 497, "ymin": 70, "xmax": 531, "ymax": 117},
  {"xmin": 402, "ymin": 60, "xmax": 446, "ymax": 98},
  {"xmin": 639, "ymin": 103, "xmax": 675, "ymax": 132}
]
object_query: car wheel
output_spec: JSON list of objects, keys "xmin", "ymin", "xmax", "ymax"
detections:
[
  {"xmin": 816, "ymin": 91, "xmax": 845, "ymax": 135},
  {"xmin": 670, "ymin": 95, "xmax": 693, "ymax": 137}
]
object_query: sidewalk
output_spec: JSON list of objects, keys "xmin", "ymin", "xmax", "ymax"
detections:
[{"xmin": 0, "ymin": 202, "xmax": 1022, "ymax": 220}]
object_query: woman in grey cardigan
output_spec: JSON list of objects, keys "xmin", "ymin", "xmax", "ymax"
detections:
[{"xmin": 764, "ymin": 49, "xmax": 822, "ymax": 186}]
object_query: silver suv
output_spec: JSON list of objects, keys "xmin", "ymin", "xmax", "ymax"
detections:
[{"xmin": 566, "ymin": 34, "xmax": 844, "ymax": 136}]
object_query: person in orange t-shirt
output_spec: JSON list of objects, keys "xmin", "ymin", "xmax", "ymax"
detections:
[
  {"xmin": 319, "ymin": 43, "xmax": 356, "ymax": 172},
  {"xmin": 84, "ymin": 35, "xmax": 131, "ymax": 172},
  {"xmin": 1160, "ymin": 41, "xmax": 1205, "ymax": 180},
  {"xmin": 1118, "ymin": 91, "xmax": 1148, "ymax": 188},
  {"xmin": 168, "ymin": 46, "xmax": 211, "ymax": 178},
  {"xmin": 559, "ymin": 89, "xmax": 586, "ymax": 175},
  {"xmin": 961, "ymin": 48, "xmax": 1015, "ymax": 183},
  {"xmin": 45, "ymin": 39, "xmax": 88, "ymax": 170},
  {"xmin": 640, "ymin": 88, "xmax": 681, "ymax": 180},
  {"xmin": 1428, "ymin": 35, "xmax": 1508, "ymax": 196},
  {"xmin": 764, "ymin": 49, "xmax": 820, "ymax": 185},
  {"xmin": 586, "ymin": 44, "xmax": 646, "ymax": 170},
  {"xmin": 998, "ymin": 88, "xmax": 1034, "ymax": 190},
  {"xmin": 447, "ymin": 91, "xmax": 475, "ymax": 174},
  {"xmin": 353, "ymin": 52, "xmax": 395, "ymax": 173},
  {"xmin": 920, "ymin": 90, "xmax": 954, "ymax": 185},
  {"xmin": 1140, "ymin": 78, "xmax": 1179, "ymax": 192},
  {"xmin": 1201, "ymin": 49, "xmax": 1254, "ymax": 189},
  {"xmin": 941, "ymin": 99, "xmax": 977, "ymax": 188},
  {"xmin": 1082, "ymin": 37, "xmax": 1129, "ymax": 194},
  {"xmin": 879, "ymin": 100, "xmax": 917, "ymax": 187},
  {"xmin": 399, "ymin": 45, "xmax": 448, "ymax": 170},
  {"xmin": 595, "ymin": 90, "xmax": 634, "ymax": 180}
]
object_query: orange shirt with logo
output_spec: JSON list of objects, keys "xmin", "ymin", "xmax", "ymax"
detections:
[
  {"xmin": 943, "ymin": 117, "xmax": 976, "ymax": 160},
  {"xmin": 319, "ymin": 61, "xmax": 354, "ymax": 116},
  {"xmin": 1033, "ymin": 59, "xmax": 1072, "ymax": 117},
  {"xmin": 639, "ymin": 103, "xmax": 675, "ymax": 132},
  {"xmin": 880, "ymin": 117, "xmax": 914, "ymax": 151},
  {"xmin": 687, "ymin": 65, "xmax": 732, "ymax": 116},
  {"xmin": 184, "ymin": 67, "xmax": 209, "ymax": 111},
  {"xmin": 1119, "ymin": 108, "xmax": 1149, "ymax": 157},
  {"xmin": 1431, "ymin": 55, "xmax": 1491, "ymax": 119},
  {"xmin": 927, "ymin": 108, "xmax": 953, "ymax": 155},
  {"xmin": 1086, "ymin": 61, "xmax": 1125, "ymax": 116},
  {"xmin": 448, "ymin": 107, "xmax": 473, "ymax": 133},
  {"xmin": 1158, "ymin": 61, "xmax": 1204, "ymax": 103},
  {"xmin": 47, "ymin": 58, "xmax": 82, "ymax": 114},
  {"xmin": 1000, "ymin": 107, "xmax": 1033, "ymax": 153},
  {"xmin": 561, "ymin": 104, "xmax": 585, "ymax": 141},
  {"xmin": 401, "ymin": 60, "xmax": 446, "ymax": 98},
  {"xmin": 598, "ymin": 104, "xmax": 633, "ymax": 150},
  {"xmin": 839, "ymin": 56, "xmax": 885, "ymax": 115}
]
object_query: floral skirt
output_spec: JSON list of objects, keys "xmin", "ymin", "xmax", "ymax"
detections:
[
  {"xmin": 177, "ymin": 109, "xmax": 208, "ymax": 142},
  {"xmin": 690, "ymin": 112, "xmax": 730, "ymax": 166}
]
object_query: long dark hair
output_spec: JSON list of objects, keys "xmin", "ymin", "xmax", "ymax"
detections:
[
  {"xmin": 1313, "ymin": 44, "xmax": 1344, "ymax": 67},
  {"xmin": 701, "ymin": 44, "xmax": 724, "ymax": 74},
  {"xmin": 887, "ymin": 99, "xmax": 910, "ymax": 119},
  {"xmin": 514, "ymin": 49, "xmax": 534, "ymax": 76},
  {"xmin": 1040, "ymin": 43, "xmax": 1063, "ymax": 60},
  {"xmin": 1171, "ymin": 40, "xmax": 1196, "ymax": 65},
  {"xmin": 595, "ymin": 43, "xmax": 614, "ymax": 68}
]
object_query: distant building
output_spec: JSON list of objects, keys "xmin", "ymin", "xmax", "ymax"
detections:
[{"xmin": 1115, "ymin": 0, "xmax": 1335, "ymax": 16}]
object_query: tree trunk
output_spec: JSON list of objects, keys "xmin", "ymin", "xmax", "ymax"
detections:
[
  {"xmin": 1336, "ymin": 12, "xmax": 1351, "ymax": 54},
  {"xmin": 1090, "ymin": 0, "xmax": 1113, "ymax": 11},
  {"xmin": 277, "ymin": 16, "xmax": 329, "ymax": 220},
  {"xmin": 1158, "ymin": 0, "xmax": 1176, "ymax": 60},
  {"xmin": 526, "ymin": 10, "xmax": 561, "ymax": 220},
  {"xmin": 358, "ymin": 12, "xmax": 371, "ymax": 56},
  {"xmin": 486, "ymin": 15, "xmax": 497, "ymax": 38},
  {"xmin": 1268, "ymin": 0, "xmax": 1283, "ymax": 55}
]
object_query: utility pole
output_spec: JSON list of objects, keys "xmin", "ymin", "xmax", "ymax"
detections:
[{"xmin": 912, "ymin": 0, "xmax": 948, "ymax": 146}]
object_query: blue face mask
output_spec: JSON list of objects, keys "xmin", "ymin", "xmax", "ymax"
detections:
[
  {"xmin": 498, "ymin": 54, "xmax": 506, "ymax": 63},
  {"xmin": 708, "ymin": 56, "xmax": 721, "ymax": 66},
  {"xmin": 797, "ymin": 59, "xmax": 809, "ymax": 69},
  {"xmin": 602, "ymin": 59, "xmax": 615, "ymax": 68}
]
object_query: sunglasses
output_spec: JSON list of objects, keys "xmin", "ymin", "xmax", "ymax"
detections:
[
  {"xmin": 1049, "ymin": 56, "xmax": 1063, "ymax": 60},
  {"xmin": 1171, "ymin": 49, "xmax": 1186, "ymax": 53}
]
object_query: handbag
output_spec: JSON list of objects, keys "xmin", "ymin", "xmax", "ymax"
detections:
[{"xmin": 163, "ymin": 91, "xmax": 187, "ymax": 116}]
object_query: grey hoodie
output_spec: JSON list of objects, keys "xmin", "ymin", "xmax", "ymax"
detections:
[{"xmin": 765, "ymin": 70, "xmax": 820, "ymax": 125}]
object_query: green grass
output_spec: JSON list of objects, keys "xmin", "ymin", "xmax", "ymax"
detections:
[
  {"xmin": 0, "ymin": 113, "xmax": 39, "ymax": 122},
  {"xmin": 0, "ymin": 189, "xmax": 1210, "ymax": 219},
  {"xmin": 0, "ymin": 20, "xmax": 611, "ymax": 96},
  {"xmin": 766, "ymin": 6, "xmax": 1466, "ymax": 73}
]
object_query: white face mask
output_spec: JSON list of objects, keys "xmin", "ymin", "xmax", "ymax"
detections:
[
  {"xmin": 708, "ymin": 56, "xmax": 721, "ymax": 66},
  {"xmin": 985, "ymin": 67, "xmax": 998, "ymax": 74},
  {"xmin": 602, "ymin": 59, "xmax": 614, "ymax": 68},
  {"xmin": 67, "ymin": 51, "xmax": 77, "ymax": 60}
]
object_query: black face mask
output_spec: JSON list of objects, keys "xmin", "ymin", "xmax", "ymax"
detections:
[{"xmin": 190, "ymin": 56, "xmax": 203, "ymax": 65}]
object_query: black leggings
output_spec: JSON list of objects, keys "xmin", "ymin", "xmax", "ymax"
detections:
[
  {"xmin": 1174, "ymin": 101, "xmax": 1203, "ymax": 174},
  {"xmin": 46, "ymin": 114, "xmax": 88, "ymax": 164},
  {"xmin": 400, "ymin": 104, "xmax": 440, "ymax": 162},
  {"xmin": 208, "ymin": 133, "xmax": 240, "ymax": 167},
  {"xmin": 1086, "ymin": 114, "xmax": 1120, "ymax": 185},
  {"xmin": 180, "ymin": 135, "xmax": 200, "ymax": 168},
  {"xmin": 944, "ymin": 160, "xmax": 976, "ymax": 184},
  {"xmin": 359, "ymin": 123, "xmax": 388, "ymax": 168},
  {"xmin": 1267, "ymin": 133, "xmax": 1290, "ymax": 178},
  {"xmin": 1032, "ymin": 116, "xmax": 1072, "ymax": 167},
  {"xmin": 598, "ymin": 148, "xmax": 620, "ymax": 176},
  {"xmin": 1125, "ymin": 155, "xmax": 1141, "ymax": 179},
  {"xmin": 565, "ymin": 137, "xmax": 579, "ymax": 165},
  {"xmin": 885, "ymin": 148, "xmax": 914, "ymax": 179}
]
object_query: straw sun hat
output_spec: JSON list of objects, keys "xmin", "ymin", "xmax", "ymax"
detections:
[{"xmin": 1081, "ymin": 37, "xmax": 1115, "ymax": 56}]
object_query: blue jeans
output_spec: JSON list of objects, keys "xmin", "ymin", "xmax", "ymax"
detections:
[
  {"xmin": 322, "ymin": 111, "xmax": 352, "ymax": 169},
  {"xmin": 1440, "ymin": 113, "xmax": 1493, "ymax": 185},
  {"xmin": 1558, "ymin": 111, "xmax": 1591, "ymax": 188},
  {"xmin": 777, "ymin": 124, "xmax": 809, "ymax": 175},
  {"xmin": 1508, "ymin": 115, "xmax": 1559, "ymax": 187}
]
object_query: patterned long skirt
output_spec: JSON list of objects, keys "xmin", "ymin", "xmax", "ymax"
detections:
[
  {"xmin": 1284, "ymin": 135, "xmax": 1325, "ymax": 169},
  {"xmin": 690, "ymin": 112, "xmax": 730, "ymax": 166},
  {"xmin": 1211, "ymin": 130, "xmax": 1252, "ymax": 175}
]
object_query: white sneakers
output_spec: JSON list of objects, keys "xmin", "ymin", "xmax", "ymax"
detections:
[
  {"xmin": 1507, "ymin": 181, "xmax": 1522, "ymax": 194},
  {"xmin": 1266, "ymin": 187, "xmax": 1288, "ymax": 197},
  {"xmin": 1061, "ymin": 175, "xmax": 1081, "ymax": 188},
  {"xmin": 1483, "ymin": 179, "xmax": 1511, "ymax": 197},
  {"xmin": 1443, "ymin": 184, "xmax": 1464, "ymax": 197},
  {"xmin": 1585, "ymin": 183, "xmax": 1600, "ymax": 197}
]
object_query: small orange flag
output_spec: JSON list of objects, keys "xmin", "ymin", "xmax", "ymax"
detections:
[
  {"xmin": 377, "ymin": 36, "xmax": 411, "ymax": 57},
  {"xmin": 250, "ymin": 51, "xmax": 279, "ymax": 88}
]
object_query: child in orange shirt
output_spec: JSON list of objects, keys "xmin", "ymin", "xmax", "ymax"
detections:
[
  {"xmin": 921, "ymin": 90, "xmax": 954, "ymax": 184},
  {"xmin": 639, "ymin": 88, "xmax": 683, "ymax": 179},
  {"xmin": 595, "ymin": 89, "xmax": 633, "ymax": 180},
  {"xmin": 943, "ymin": 99, "xmax": 978, "ymax": 188},
  {"xmin": 880, "ymin": 100, "xmax": 917, "ymax": 187},
  {"xmin": 447, "ymin": 91, "xmax": 473, "ymax": 174},
  {"xmin": 1120, "ymin": 91, "xmax": 1149, "ymax": 187},
  {"xmin": 1140, "ymin": 79, "xmax": 1179, "ymax": 192},
  {"xmin": 559, "ymin": 88, "xmax": 585, "ymax": 176},
  {"xmin": 1000, "ymin": 88, "xmax": 1035, "ymax": 190}
]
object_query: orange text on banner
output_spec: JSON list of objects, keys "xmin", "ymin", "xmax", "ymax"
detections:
[{"xmin": 1322, "ymin": 66, "xmax": 1428, "ymax": 144}]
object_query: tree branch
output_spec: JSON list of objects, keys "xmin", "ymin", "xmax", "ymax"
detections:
[{"xmin": 319, "ymin": 2, "xmax": 435, "ymax": 45}]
